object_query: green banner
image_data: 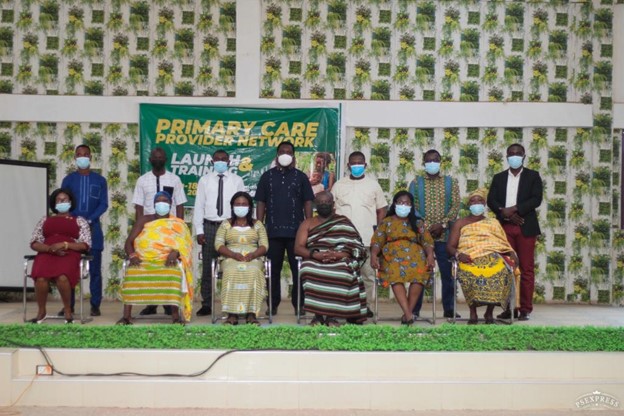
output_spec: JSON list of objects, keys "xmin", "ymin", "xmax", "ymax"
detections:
[{"xmin": 139, "ymin": 104, "xmax": 340, "ymax": 206}]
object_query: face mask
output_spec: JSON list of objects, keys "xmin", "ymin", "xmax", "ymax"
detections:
[
  {"xmin": 350, "ymin": 164, "xmax": 365, "ymax": 178},
  {"xmin": 395, "ymin": 204, "xmax": 411, "ymax": 218},
  {"xmin": 233, "ymin": 206, "xmax": 249, "ymax": 218},
  {"xmin": 316, "ymin": 203, "xmax": 333, "ymax": 217},
  {"xmin": 151, "ymin": 160, "xmax": 165, "ymax": 170},
  {"xmin": 213, "ymin": 161, "xmax": 228, "ymax": 174},
  {"xmin": 469, "ymin": 204, "xmax": 485, "ymax": 216},
  {"xmin": 277, "ymin": 154, "xmax": 293, "ymax": 167},
  {"xmin": 55, "ymin": 202, "xmax": 71, "ymax": 214},
  {"xmin": 154, "ymin": 202, "xmax": 170, "ymax": 216},
  {"xmin": 424, "ymin": 161, "xmax": 440, "ymax": 175},
  {"xmin": 75, "ymin": 157, "xmax": 90, "ymax": 169},
  {"xmin": 507, "ymin": 155, "xmax": 523, "ymax": 169}
]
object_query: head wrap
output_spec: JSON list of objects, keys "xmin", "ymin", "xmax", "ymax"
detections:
[
  {"xmin": 153, "ymin": 190, "xmax": 172, "ymax": 203},
  {"xmin": 468, "ymin": 188, "xmax": 487, "ymax": 201}
]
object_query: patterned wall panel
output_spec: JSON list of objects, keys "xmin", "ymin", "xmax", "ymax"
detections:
[
  {"xmin": 0, "ymin": 0, "xmax": 621, "ymax": 305},
  {"xmin": 0, "ymin": 0, "xmax": 236, "ymax": 96},
  {"xmin": 258, "ymin": 0, "xmax": 621, "ymax": 305}
]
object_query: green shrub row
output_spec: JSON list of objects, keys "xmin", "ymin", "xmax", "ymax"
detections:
[{"xmin": 1, "ymin": 324, "xmax": 623, "ymax": 352}]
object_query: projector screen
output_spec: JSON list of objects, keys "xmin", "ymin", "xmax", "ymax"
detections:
[{"xmin": 0, "ymin": 160, "xmax": 49, "ymax": 290}]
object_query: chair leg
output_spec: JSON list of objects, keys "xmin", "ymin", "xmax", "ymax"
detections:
[
  {"xmin": 79, "ymin": 258, "xmax": 93, "ymax": 324},
  {"xmin": 430, "ymin": 272, "xmax": 436, "ymax": 325},
  {"xmin": 211, "ymin": 259, "xmax": 217, "ymax": 324},
  {"xmin": 373, "ymin": 277, "xmax": 378, "ymax": 324},
  {"xmin": 451, "ymin": 276, "xmax": 457, "ymax": 323},
  {"xmin": 23, "ymin": 257, "xmax": 30, "ymax": 323}
]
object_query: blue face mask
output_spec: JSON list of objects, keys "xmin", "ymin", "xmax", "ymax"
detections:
[
  {"xmin": 469, "ymin": 204, "xmax": 485, "ymax": 216},
  {"xmin": 424, "ymin": 161, "xmax": 440, "ymax": 175},
  {"xmin": 214, "ymin": 161, "xmax": 228, "ymax": 174},
  {"xmin": 155, "ymin": 202, "xmax": 171, "ymax": 216},
  {"xmin": 75, "ymin": 157, "xmax": 90, "ymax": 169},
  {"xmin": 507, "ymin": 155, "xmax": 524, "ymax": 169},
  {"xmin": 233, "ymin": 206, "xmax": 249, "ymax": 218},
  {"xmin": 395, "ymin": 204, "xmax": 411, "ymax": 218},
  {"xmin": 55, "ymin": 202, "xmax": 71, "ymax": 214},
  {"xmin": 350, "ymin": 164, "xmax": 365, "ymax": 178}
]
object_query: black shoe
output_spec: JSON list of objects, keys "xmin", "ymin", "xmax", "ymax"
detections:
[
  {"xmin": 497, "ymin": 309, "xmax": 519, "ymax": 319},
  {"xmin": 196, "ymin": 305, "xmax": 212, "ymax": 316},
  {"xmin": 366, "ymin": 307, "xmax": 374, "ymax": 318},
  {"xmin": 139, "ymin": 305, "xmax": 157, "ymax": 316},
  {"xmin": 163, "ymin": 305, "xmax": 172, "ymax": 316},
  {"xmin": 443, "ymin": 311, "xmax": 461, "ymax": 318},
  {"xmin": 265, "ymin": 306, "xmax": 278, "ymax": 316},
  {"xmin": 90, "ymin": 306, "xmax": 101, "ymax": 317},
  {"xmin": 57, "ymin": 308, "xmax": 75, "ymax": 317},
  {"xmin": 518, "ymin": 312, "xmax": 530, "ymax": 321}
]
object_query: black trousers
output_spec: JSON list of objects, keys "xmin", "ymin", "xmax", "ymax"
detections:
[
  {"xmin": 267, "ymin": 237, "xmax": 301, "ymax": 310},
  {"xmin": 199, "ymin": 220, "xmax": 221, "ymax": 306}
]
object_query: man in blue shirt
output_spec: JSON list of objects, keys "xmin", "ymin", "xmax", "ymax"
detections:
[
  {"xmin": 60, "ymin": 144, "xmax": 109, "ymax": 316},
  {"xmin": 256, "ymin": 142, "xmax": 315, "ymax": 315}
]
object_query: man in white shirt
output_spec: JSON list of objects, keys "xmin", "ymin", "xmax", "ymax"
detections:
[
  {"xmin": 193, "ymin": 149, "xmax": 245, "ymax": 317},
  {"xmin": 132, "ymin": 147, "xmax": 187, "ymax": 219},
  {"xmin": 131, "ymin": 146, "xmax": 188, "ymax": 315},
  {"xmin": 332, "ymin": 151, "xmax": 387, "ymax": 317}
]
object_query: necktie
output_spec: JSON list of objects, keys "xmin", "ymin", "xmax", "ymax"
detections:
[{"xmin": 216, "ymin": 174, "xmax": 224, "ymax": 217}]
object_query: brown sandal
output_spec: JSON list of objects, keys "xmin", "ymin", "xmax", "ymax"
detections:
[
  {"xmin": 325, "ymin": 317, "xmax": 341, "ymax": 327},
  {"xmin": 246, "ymin": 314, "xmax": 260, "ymax": 326},
  {"xmin": 223, "ymin": 314, "xmax": 239, "ymax": 325},
  {"xmin": 116, "ymin": 317, "xmax": 133, "ymax": 325}
]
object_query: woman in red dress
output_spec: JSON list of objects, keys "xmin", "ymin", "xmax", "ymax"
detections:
[{"xmin": 29, "ymin": 188, "xmax": 91, "ymax": 323}]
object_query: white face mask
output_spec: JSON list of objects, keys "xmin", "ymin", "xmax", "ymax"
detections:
[
  {"xmin": 233, "ymin": 206, "xmax": 249, "ymax": 218},
  {"xmin": 75, "ymin": 157, "xmax": 90, "ymax": 169},
  {"xmin": 277, "ymin": 154, "xmax": 293, "ymax": 167},
  {"xmin": 154, "ymin": 202, "xmax": 171, "ymax": 216}
]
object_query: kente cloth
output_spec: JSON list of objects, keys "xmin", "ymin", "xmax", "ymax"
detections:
[
  {"xmin": 456, "ymin": 218, "xmax": 519, "ymax": 308},
  {"xmin": 121, "ymin": 216, "xmax": 194, "ymax": 321},
  {"xmin": 300, "ymin": 215, "xmax": 368, "ymax": 321},
  {"xmin": 456, "ymin": 218, "xmax": 515, "ymax": 259}
]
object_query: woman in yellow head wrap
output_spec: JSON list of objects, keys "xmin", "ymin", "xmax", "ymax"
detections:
[{"xmin": 446, "ymin": 189, "xmax": 518, "ymax": 324}]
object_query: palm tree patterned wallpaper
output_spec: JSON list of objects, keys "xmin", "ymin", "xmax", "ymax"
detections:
[{"xmin": 0, "ymin": 0, "xmax": 622, "ymax": 305}]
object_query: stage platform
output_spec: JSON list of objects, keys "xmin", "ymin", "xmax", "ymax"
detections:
[
  {"xmin": 0, "ymin": 298, "xmax": 623, "ymax": 327},
  {"xmin": 0, "ymin": 299, "xmax": 623, "ymax": 412}
]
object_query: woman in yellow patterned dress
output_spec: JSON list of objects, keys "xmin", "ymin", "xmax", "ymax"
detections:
[
  {"xmin": 371, "ymin": 191, "xmax": 435, "ymax": 325},
  {"xmin": 446, "ymin": 189, "xmax": 519, "ymax": 324},
  {"xmin": 215, "ymin": 192, "xmax": 269, "ymax": 325},
  {"xmin": 118, "ymin": 191, "xmax": 194, "ymax": 325}
]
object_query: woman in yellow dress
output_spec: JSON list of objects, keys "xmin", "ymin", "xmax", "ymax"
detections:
[
  {"xmin": 371, "ymin": 191, "xmax": 435, "ymax": 325},
  {"xmin": 118, "ymin": 191, "xmax": 194, "ymax": 325},
  {"xmin": 446, "ymin": 189, "xmax": 519, "ymax": 324},
  {"xmin": 215, "ymin": 192, "xmax": 269, "ymax": 325}
]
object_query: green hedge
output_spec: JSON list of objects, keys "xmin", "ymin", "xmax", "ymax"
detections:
[{"xmin": 1, "ymin": 324, "xmax": 623, "ymax": 352}]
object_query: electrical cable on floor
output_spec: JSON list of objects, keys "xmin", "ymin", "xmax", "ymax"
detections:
[{"xmin": 2, "ymin": 337, "xmax": 238, "ymax": 378}]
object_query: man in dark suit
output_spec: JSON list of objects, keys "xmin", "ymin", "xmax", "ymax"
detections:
[{"xmin": 487, "ymin": 143, "xmax": 543, "ymax": 321}]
